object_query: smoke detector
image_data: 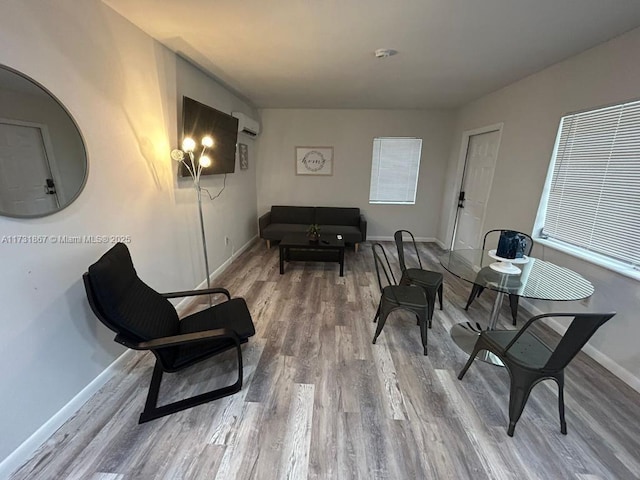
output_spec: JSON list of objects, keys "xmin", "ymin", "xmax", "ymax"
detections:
[{"xmin": 374, "ymin": 48, "xmax": 398, "ymax": 58}]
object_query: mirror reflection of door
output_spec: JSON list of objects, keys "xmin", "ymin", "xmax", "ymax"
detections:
[
  {"xmin": 0, "ymin": 64, "xmax": 87, "ymax": 218},
  {"xmin": 0, "ymin": 120, "xmax": 59, "ymax": 216},
  {"xmin": 452, "ymin": 128, "xmax": 501, "ymax": 250}
]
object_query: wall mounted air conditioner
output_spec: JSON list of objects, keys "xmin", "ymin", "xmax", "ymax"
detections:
[{"xmin": 231, "ymin": 112, "xmax": 260, "ymax": 137}]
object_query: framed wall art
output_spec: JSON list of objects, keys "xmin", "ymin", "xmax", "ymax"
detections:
[{"xmin": 295, "ymin": 146, "xmax": 333, "ymax": 176}]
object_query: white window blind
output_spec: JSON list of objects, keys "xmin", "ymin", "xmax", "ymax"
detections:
[
  {"xmin": 541, "ymin": 99, "xmax": 640, "ymax": 268},
  {"xmin": 369, "ymin": 137, "xmax": 422, "ymax": 204}
]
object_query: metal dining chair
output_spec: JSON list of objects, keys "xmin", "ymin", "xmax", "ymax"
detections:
[
  {"xmin": 458, "ymin": 311, "xmax": 615, "ymax": 436},
  {"xmin": 394, "ymin": 230, "xmax": 443, "ymax": 327},
  {"xmin": 371, "ymin": 243, "xmax": 430, "ymax": 355}
]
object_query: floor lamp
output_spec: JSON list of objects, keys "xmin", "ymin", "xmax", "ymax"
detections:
[{"xmin": 171, "ymin": 136, "xmax": 214, "ymax": 292}]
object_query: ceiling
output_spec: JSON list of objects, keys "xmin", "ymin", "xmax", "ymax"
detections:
[{"xmin": 104, "ymin": 0, "xmax": 640, "ymax": 109}]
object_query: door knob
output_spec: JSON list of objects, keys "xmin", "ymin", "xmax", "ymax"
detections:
[{"xmin": 45, "ymin": 178, "xmax": 56, "ymax": 195}]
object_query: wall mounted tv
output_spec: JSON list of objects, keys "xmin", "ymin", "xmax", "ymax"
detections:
[{"xmin": 179, "ymin": 96, "xmax": 239, "ymax": 177}]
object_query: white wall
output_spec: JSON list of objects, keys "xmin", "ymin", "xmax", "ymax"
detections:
[
  {"xmin": 440, "ymin": 27, "xmax": 640, "ymax": 387},
  {"xmin": 0, "ymin": 0, "xmax": 258, "ymax": 463},
  {"xmin": 256, "ymin": 109, "xmax": 455, "ymax": 240}
]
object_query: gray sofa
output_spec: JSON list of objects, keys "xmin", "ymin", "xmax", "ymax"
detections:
[{"xmin": 259, "ymin": 206, "xmax": 367, "ymax": 250}]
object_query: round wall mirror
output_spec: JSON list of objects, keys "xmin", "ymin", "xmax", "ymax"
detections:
[{"xmin": 0, "ymin": 65, "xmax": 87, "ymax": 218}]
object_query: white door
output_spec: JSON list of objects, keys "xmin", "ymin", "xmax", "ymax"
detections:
[
  {"xmin": 0, "ymin": 121, "xmax": 58, "ymax": 215},
  {"xmin": 452, "ymin": 129, "xmax": 500, "ymax": 250}
]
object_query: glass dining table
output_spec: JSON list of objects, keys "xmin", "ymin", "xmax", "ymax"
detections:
[{"xmin": 439, "ymin": 249, "xmax": 594, "ymax": 365}]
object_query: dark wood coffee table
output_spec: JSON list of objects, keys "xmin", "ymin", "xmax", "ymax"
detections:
[{"xmin": 279, "ymin": 233, "xmax": 345, "ymax": 276}]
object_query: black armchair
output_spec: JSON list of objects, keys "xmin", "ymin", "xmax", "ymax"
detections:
[
  {"xmin": 394, "ymin": 230, "xmax": 443, "ymax": 326},
  {"xmin": 83, "ymin": 243, "xmax": 255, "ymax": 423},
  {"xmin": 458, "ymin": 312, "xmax": 615, "ymax": 436},
  {"xmin": 371, "ymin": 243, "xmax": 430, "ymax": 355},
  {"xmin": 465, "ymin": 229, "xmax": 534, "ymax": 325}
]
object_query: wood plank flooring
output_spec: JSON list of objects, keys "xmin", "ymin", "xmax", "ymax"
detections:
[{"xmin": 10, "ymin": 241, "xmax": 640, "ymax": 479}]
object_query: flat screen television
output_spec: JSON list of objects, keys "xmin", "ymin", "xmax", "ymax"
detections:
[{"xmin": 179, "ymin": 96, "xmax": 239, "ymax": 176}]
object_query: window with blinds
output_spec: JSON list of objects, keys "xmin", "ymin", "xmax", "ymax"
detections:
[
  {"xmin": 369, "ymin": 137, "xmax": 422, "ymax": 204},
  {"xmin": 539, "ymin": 99, "xmax": 640, "ymax": 269}
]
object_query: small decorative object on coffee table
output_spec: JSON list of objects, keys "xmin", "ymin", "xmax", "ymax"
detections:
[{"xmin": 307, "ymin": 224, "xmax": 321, "ymax": 243}]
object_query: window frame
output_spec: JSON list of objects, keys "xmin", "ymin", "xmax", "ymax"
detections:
[
  {"xmin": 533, "ymin": 100, "xmax": 640, "ymax": 282},
  {"xmin": 368, "ymin": 137, "xmax": 423, "ymax": 205}
]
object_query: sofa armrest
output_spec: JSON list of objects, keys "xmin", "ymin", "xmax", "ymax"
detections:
[
  {"xmin": 359, "ymin": 214, "xmax": 367, "ymax": 241},
  {"xmin": 258, "ymin": 211, "xmax": 271, "ymax": 237}
]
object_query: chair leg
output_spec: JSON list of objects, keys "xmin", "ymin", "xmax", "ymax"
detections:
[
  {"xmin": 266, "ymin": 239, "xmax": 271, "ymax": 249},
  {"xmin": 507, "ymin": 373, "xmax": 536, "ymax": 437},
  {"xmin": 437, "ymin": 284, "xmax": 444, "ymax": 310},
  {"xmin": 355, "ymin": 243, "xmax": 359, "ymax": 253},
  {"xmin": 557, "ymin": 374, "xmax": 567, "ymax": 435},
  {"xmin": 509, "ymin": 294, "xmax": 519, "ymax": 326},
  {"xmin": 464, "ymin": 284, "xmax": 482, "ymax": 310},
  {"xmin": 418, "ymin": 308, "xmax": 428, "ymax": 356},
  {"xmin": 458, "ymin": 338, "xmax": 483, "ymax": 380},
  {"xmin": 424, "ymin": 286, "xmax": 436, "ymax": 327},
  {"xmin": 139, "ymin": 344, "xmax": 244, "ymax": 424},
  {"xmin": 373, "ymin": 304, "xmax": 380, "ymax": 323},
  {"xmin": 426, "ymin": 296, "xmax": 435, "ymax": 328},
  {"xmin": 141, "ymin": 360, "xmax": 163, "ymax": 421},
  {"xmin": 372, "ymin": 308, "xmax": 389, "ymax": 344}
]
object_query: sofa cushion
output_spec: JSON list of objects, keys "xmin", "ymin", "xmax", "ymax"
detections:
[
  {"xmin": 318, "ymin": 225, "xmax": 363, "ymax": 243},
  {"xmin": 271, "ymin": 206, "xmax": 315, "ymax": 225},
  {"xmin": 315, "ymin": 207, "xmax": 360, "ymax": 226},
  {"xmin": 262, "ymin": 223, "xmax": 309, "ymax": 240}
]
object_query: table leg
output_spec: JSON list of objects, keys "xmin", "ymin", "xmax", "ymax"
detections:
[
  {"xmin": 339, "ymin": 247, "xmax": 344, "ymax": 276},
  {"xmin": 279, "ymin": 246, "xmax": 285, "ymax": 274},
  {"xmin": 450, "ymin": 291, "xmax": 505, "ymax": 366}
]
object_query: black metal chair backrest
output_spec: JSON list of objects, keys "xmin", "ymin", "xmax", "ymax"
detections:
[
  {"xmin": 483, "ymin": 229, "xmax": 534, "ymax": 256},
  {"xmin": 504, "ymin": 312, "xmax": 616, "ymax": 372},
  {"xmin": 372, "ymin": 243, "xmax": 397, "ymax": 292},
  {"xmin": 83, "ymin": 242, "xmax": 181, "ymax": 368},
  {"xmin": 394, "ymin": 230, "xmax": 423, "ymax": 272}
]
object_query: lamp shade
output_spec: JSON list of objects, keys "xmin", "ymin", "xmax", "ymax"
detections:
[
  {"xmin": 170, "ymin": 149, "xmax": 185, "ymax": 161},
  {"xmin": 182, "ymin": 137, "xmax": 196, "ymax": 152}
]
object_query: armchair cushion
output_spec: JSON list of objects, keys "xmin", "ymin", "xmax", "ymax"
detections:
[
  {"xmin": 87, "ymin": 243, "xmax": 179, "ymax": 344},
  {"xmin": 174, "ymin": 297, "xmax": 255, "ymax": 369}
]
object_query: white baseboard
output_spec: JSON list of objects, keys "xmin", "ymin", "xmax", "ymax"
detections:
[
  {"xmin": 0, "ymin": 350, "xmax": 136, "ymax": 479},
  {"xmin": 433, "ymin": 238, "xmax": 448, "ymax": 250},
  {"xmin": 0, "ymin": 235, "xmax": 258, "ymax": 479},
  {"xmin": 520, "ymin": 299, "xmax": 640, "ymax": 394}
]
